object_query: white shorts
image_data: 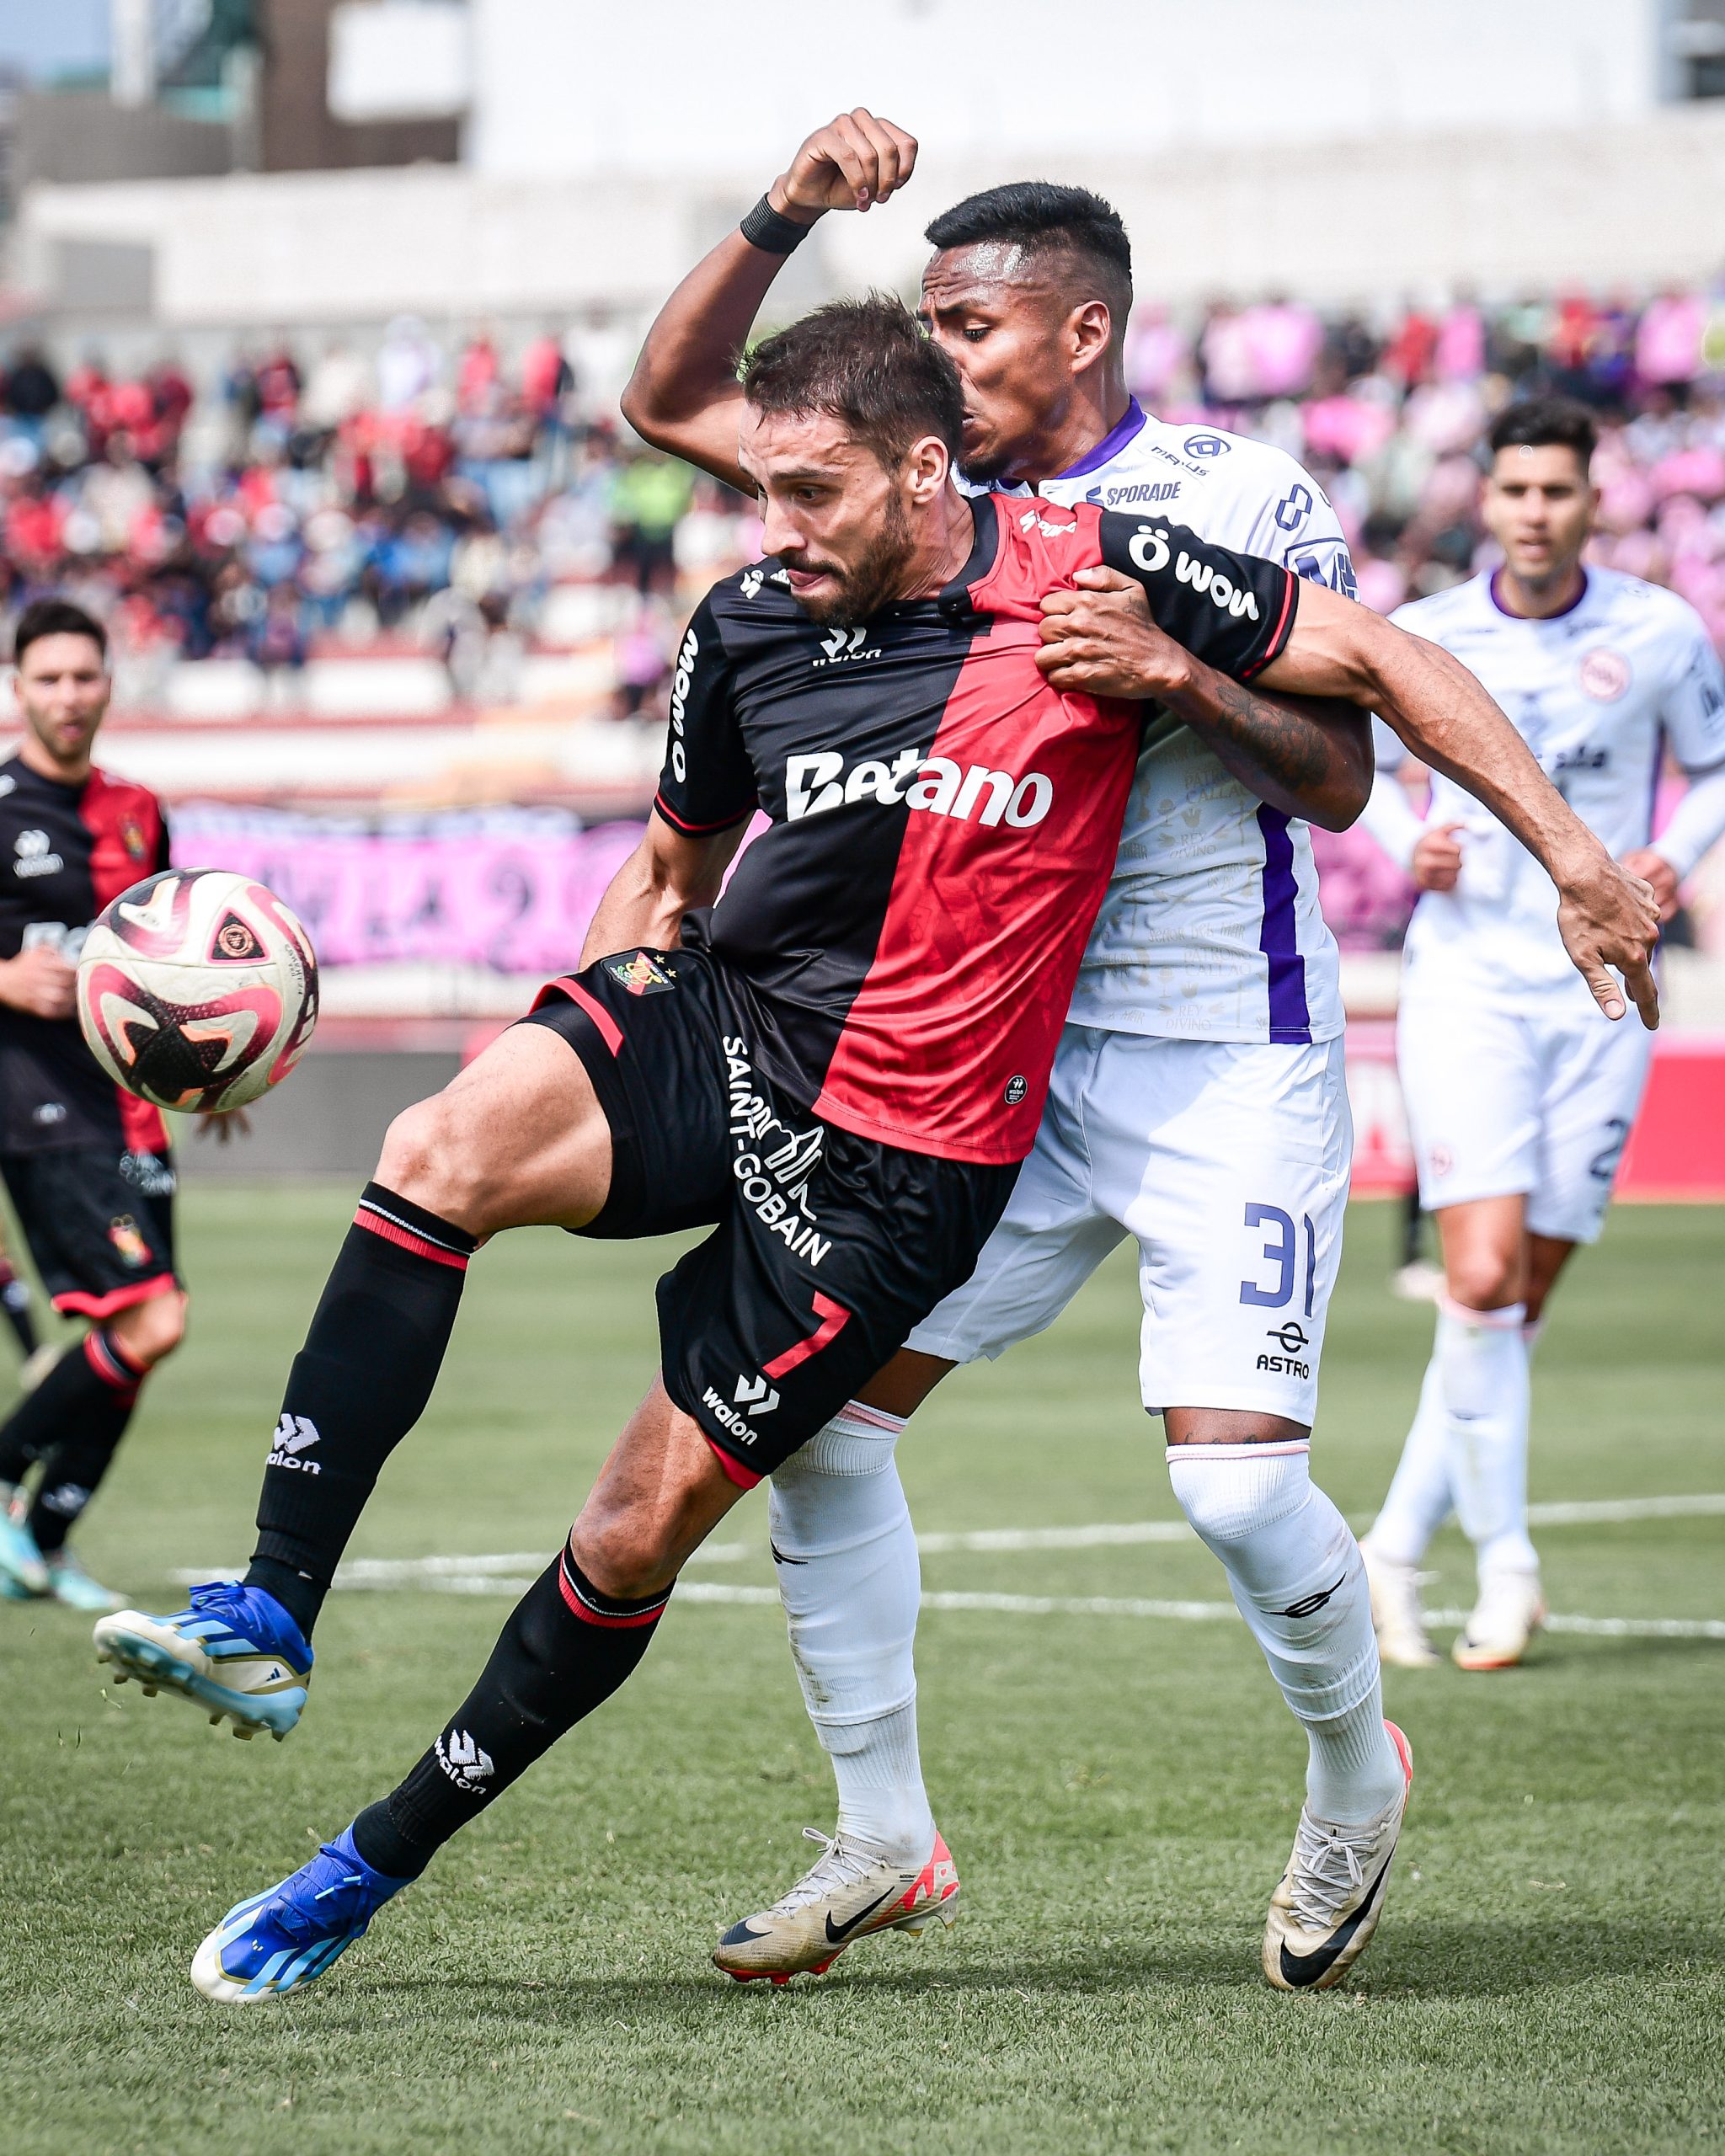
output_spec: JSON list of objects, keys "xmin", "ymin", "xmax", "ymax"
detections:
[
  {"xmin": 908, "ymin": 1028, "xmax": 1353, "ymax": 1423},
  {"xmin": 1397, "ymin": 992, "xmax": 1655, "ymax": 1243}
]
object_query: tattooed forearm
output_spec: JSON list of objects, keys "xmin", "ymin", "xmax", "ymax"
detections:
[{"xmin": 1160, "ymin": 661, "xmax": 1371, "ymax": 831}]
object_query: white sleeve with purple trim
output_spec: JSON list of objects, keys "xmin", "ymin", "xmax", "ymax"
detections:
[{"xmin": 1030, "ymin": 406, "xmax": 1347, "ymax": 1044}]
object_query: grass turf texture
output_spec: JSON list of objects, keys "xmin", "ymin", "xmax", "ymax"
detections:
[{"xmin": 2, "ymin": 1186, "xmax": 1721, "ymax": 2155}]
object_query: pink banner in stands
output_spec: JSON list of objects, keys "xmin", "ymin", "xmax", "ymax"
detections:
[{"xmin": 171, "ymin": 808, "xmax": 647, "ymax": 974}]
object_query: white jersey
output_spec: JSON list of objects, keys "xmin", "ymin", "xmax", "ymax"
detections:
[
  {"xmin": 1382, "ymin": 567, "xmax": 1725, "ymax": 1005},
  {"xmin": 967, "ymin": 400, "xmax": 1351, "ymax": 1045}
]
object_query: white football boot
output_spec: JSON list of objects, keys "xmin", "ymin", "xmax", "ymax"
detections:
[
  {"xmin": 714, "ymin": 1827, "xmax": 960, "ymax": 1984},
  {"xmin": 1362, "ymin": 1543, "xmax": 1441, "ymax": 1669},
  {"xmin": 1451, "ymin": 1566, "xmax": 1546, "ymax": 1671},
  {"xmin": 1263, "ymin": 1721, "xmax": 1413, "ymax": 1992}
]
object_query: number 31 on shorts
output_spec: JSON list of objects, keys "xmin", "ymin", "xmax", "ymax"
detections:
[{"xmin": 1238, "ymin": 1202, "xmax": 1317, "ymax": 1318}]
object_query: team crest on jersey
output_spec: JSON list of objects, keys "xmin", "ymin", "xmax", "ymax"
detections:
[
  {"xmin": 608, "ymin": 950, "xmax": 674, "ymax": 996},
  {"xmin": 1578, "ymin": 648, "xmax": 1632, "ymax": 702},
  {"xmin": 108, "ymin": 1214, "xmax": 152, "ymax": 1268},
  {"xmin": 120, "ymin": 814, "xmax": 148, "ymax": 861}
]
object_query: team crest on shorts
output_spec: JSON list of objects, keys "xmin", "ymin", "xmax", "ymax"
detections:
[
  {"xmin": 608, "ymin": 951, "xmax": 674, "ymax": 996},
  {"xmin": 108, "ymin": 1214, "xmax": 152, "ymax": 1268}
]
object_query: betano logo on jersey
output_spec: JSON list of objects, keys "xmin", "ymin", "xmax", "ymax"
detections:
[
  {"xmin": 785, "ymin": 748, "xmax": 1053, "ymax": 829},
  {"xmin": 1126, "ymin": 526, "xmax": 1263, "ymax": 622}
]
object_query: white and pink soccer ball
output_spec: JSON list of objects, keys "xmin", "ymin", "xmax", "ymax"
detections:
[{"xmin": 77, "ymin": 869, "xmax": 319, "ymax": 1113}]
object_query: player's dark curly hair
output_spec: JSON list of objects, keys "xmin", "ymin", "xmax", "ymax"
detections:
[
  {"xmin": 1487, "ymin": 396, "xmax": 1597, "ymax": 472},
  {"xmin": 11, "ymin": 597, "xmax": 108, "ymax": 666},
  {"xmin": 925, "ymin": 180, "xmax": 1133, "ymax": 313},
  {"xmin": 742, "ymin": 295, "xmax": 964, "ymax": 470}
]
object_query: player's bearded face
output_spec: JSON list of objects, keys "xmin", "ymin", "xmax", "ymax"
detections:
[
  {"xmin": 781, "ymin": 487, "xmax": 916, "ymax": 627},
  {"xmin": 744, "ymin": 413, "xmax": 921, "ymax": 627}
]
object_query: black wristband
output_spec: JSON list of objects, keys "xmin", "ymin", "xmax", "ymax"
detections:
[{"xmin": 740, "ymin": 195, "xmax": 814, "ymax": 255}]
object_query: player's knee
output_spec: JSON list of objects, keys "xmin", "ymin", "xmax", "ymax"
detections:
[
  {"xmin": 110, "ymin": 1286, "xmax": 188, "ymax": 1367},
  {"xmin": 1444, "ymin": 1248, "xmax": 1523, "ymax": 1313},
  {"xmin": 377, "ymin": 1093, "xmax": 489, "ymax": 1228},
  {"xmin": 568, "ymin": 1507, "xmax": 680, "ymax": 1603}
]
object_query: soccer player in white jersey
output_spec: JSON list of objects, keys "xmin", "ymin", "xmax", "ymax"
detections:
[
  {"xmin": 622, "ymin": 114, "xmax": 1659, "ymax": 1989},
  {"xmin": 1359, "ymin": 397, "xmax": 1725, "ymax": 1672}
]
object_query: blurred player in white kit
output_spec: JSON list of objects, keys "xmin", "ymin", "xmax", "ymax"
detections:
[{"xmin": 1360, "ymin": 397, "xmax": 1725, "ymax": 1671}]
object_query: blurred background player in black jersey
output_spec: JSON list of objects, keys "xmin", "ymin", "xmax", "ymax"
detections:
[{"xmin": 0, "ymin": 601, "xmax": 190, "ymax": 1611}]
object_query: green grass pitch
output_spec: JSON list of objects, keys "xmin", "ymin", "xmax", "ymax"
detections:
[{"xmin": 2, "ymin": 1186, "xmax": 1722, "ymax": 2154}]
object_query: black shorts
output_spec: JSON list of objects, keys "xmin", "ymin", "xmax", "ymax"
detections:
[
  {"xmin": 0, "ymin": 1145, "xmax": 179, "ymax": 1318},
  {"xmin": 521, "ymin": 948, "xmax": 1017, "ymax": 1481}
]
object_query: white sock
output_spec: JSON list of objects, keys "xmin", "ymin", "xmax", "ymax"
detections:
[
  {"xmin": 767, "ymin": 1402, "xmax": 934, "ymax": 1861},
  {"xmin": 1168, "ymin": 1443, "xmax": 1403, "ymax": 1826},
  {"xmin": 1437, "ymin": 1297, "xmax": 1538, "ymax": 1579},
  {"xmin": 1364, "ymin": 1346, "xmax": 1453, "ymax": 1568},
  {"xmin": 1522, "ymin": 1315, "xmax": 1546, "ymax": 1364}
]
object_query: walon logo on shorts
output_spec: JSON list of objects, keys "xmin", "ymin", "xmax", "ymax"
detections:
[{"xmin": 268, "ymin": 1412, "xmax": 322, "ymax": 1473}]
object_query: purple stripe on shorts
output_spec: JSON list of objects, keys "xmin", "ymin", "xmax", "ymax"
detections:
[{"xmin": 1257, "ymin": 806, "xmax": 1311, "ymax": 1043}]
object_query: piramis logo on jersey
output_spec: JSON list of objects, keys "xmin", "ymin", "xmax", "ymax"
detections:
[
  {"xmin": 1127, "ymin": 526, "xmax": 1262, "ymax": 622},
  {"xmin": 785, "ymin": 747, "xmax": 1053, "ymax": 830},
  {"xmin": 608, "ymin": 950, "xmax": 675, "ymax": 996}
]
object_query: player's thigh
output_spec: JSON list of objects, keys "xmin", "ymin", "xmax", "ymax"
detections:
[
  {"xmin": 661, "ymin": 1125, "xmax": 1019, "ymax": 1488},
  {"xmin": 1527, "ymin": 1010, "xmax": 1656, "ymax": 1246},
  {"xmin": 904, "ymin": 1025, "xmax": 1124, "ymax": 1365},
  {"xmin": 382, "ymin": 1013, "xmax": 617, "ymax": 1234},
  {"xmin": 1397, "ymin": 994, "xmax": 1541, "ymax": 1212},
  {"xmin": 571, "ymin": 1378, "xmax": 749, "ymax": 1599},
  {"xmin": 1119, "ymin": 1037, "xmax": 1351, "ymax": 1423}
]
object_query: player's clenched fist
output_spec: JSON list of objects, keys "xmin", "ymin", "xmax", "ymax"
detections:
[
  {"xmin": 1410, "ymin": 822, "xmax": 1465, "ymax": 892},
  {"xmin": 0, "ymin": 942, "xmax": 77, "ymax": 1021},
  {"xmin": 1035, "ymin": 567, "xmax": 1196, "ymax": 698},
  {"xmin": 767, "ymin": 109, "xmax": 919, "ymax": 221}
]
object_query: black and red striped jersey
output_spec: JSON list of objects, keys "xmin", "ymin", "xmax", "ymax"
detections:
[
  {"xmin": 0, "ymin": 753, "xmax": 170, "ymax": 1155},
  {"xmin": 653, "ymin": 494, "xmax": 1295, "ymax": 1166}
]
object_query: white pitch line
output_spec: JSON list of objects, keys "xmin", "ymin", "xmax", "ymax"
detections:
[
  {"xmin": 678, "ymin": 1583, "xmax": 1725, "ymax": 1640},
  {"xmin": 170, "ymin": 1493, "xmax": 1725, "ymax": 1594}
]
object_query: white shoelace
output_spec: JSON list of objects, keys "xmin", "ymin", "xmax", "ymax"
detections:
[
  {"xmin": 762, "ymin": 1828, "xmax": 891, "ymax": 1919},
  {"xmin": 1286, "ymin": 1811, "xmax": 1386, "ymax": 1934}
]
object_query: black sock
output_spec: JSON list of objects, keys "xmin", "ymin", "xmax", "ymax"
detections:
[
  {"xmin": 16, "ymin": 1331, "xmax": 145, "ymax": 1551},
  {"xmin": 0, "ymin": 1331, "xmax": 140, "ymax": 1487},
  {"xmin": 0, "ymin": 1261, "xmax": 38, "ymax": 1360},
  {"xmin": 349, "ymin": 1549, "xmax": 672, "ymax": 1879},
  {"xmin": 244, "ymin": 1184, "xmax": 476, "ymax": 1641}
]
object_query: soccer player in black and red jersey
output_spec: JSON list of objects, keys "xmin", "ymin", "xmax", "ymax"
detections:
[
  {"xmin": 0, "ymin": 600, "xmax": 187, "ymax": 1612},
  {"xmin": 99, "ymin": 298, "xmax": 1650, "ymax": 2000}
]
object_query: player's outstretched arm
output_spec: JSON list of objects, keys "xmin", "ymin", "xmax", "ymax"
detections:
[
  {"xmin": 1036, "ymin": 567, "xmax": 1372, "ymax": 830},
  {"xmin": 579, "ymin": 811, "xmax": 749, "ymax": 967},
  {"xmin": 619, "ymin": 109, "xmax": 918, "ymax": 493},
  {"xmin": 1259, "ymin": 582, "xmax": 1663, "ymax": 1025}
]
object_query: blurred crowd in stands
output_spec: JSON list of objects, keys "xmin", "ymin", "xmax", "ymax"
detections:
[{"xmin": 4, "ymin": 285, "xmax": 1725, "ymax": 725}]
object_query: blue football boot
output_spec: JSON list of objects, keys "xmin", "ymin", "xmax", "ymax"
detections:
[
  {"xmin": 93, "ymin": 1579, "xmax": 312, "ymax": 1739},
  {"xmin": 0, "ymin": 1499, "xmax": 48, "ymax": 1597},
  {"xmin": 191, "ymin": 1827, "xmax": 411, "ymax": 2002}
]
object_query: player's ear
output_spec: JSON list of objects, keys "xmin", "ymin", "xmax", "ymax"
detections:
[
  {"xmin": 1068, "ymin": 300, "xmax": 1112, "ymax": 376},
  {"xmin": 904, "ymin": 434, "xmax": 949, "ymax": 507}
]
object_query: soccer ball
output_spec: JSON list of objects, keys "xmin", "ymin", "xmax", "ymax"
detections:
[{"xmin": 77, "ymin": 868, "xmax": 318, "ymax": 1113}]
